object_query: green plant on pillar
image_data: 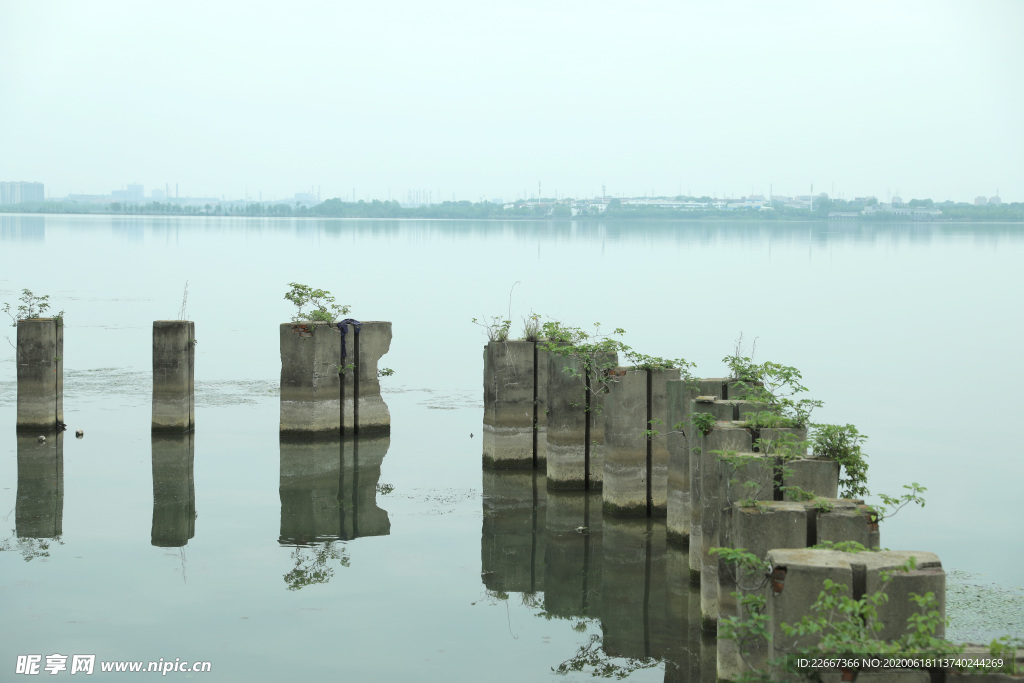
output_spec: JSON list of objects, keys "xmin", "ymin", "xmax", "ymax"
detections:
[
  {"xmin": 378, "ymin": 367, "xmax": 395, "ymax": 378},
  {"xmin": 716, "ymin": 449, "xmax": 772, "ymax": 508},
  {"xmin": 284, "ymin": 283, "xmax": 350, "ymax": 324},
  {"xmin": 471, "ymin": 316, "xmax": 511, "ymax": 342},
  {"xmin": 3, "ymin": 289, "xmax": 58, "ymax": 326},
  {"xmin": 723, "ymin": 355, "xmax": 822, "ymax": 427},
  {"xmin": 642, "ymin": 417, "xmax": 664, "ymax": 440},
  {"xmin": 812, "ymin": 539, "xmax": 872, "ymax": 553},
  {"xmin": 868, "ymin": 482, "xmax": 927, "ymax": 523},
  {"xmin": 752, "ymin": 431, "xmax": 807, "ymax": 460},
  {"xmin": 811, "ymin": 423, "xmax": 870, "ymax": 498},
  {"xmin": 521, "ymin": 312, "xmax": 542, "ymax": 341},
  {"xmin": 691, "ymin": 412, "xmax": 716, "ymax": 436}
]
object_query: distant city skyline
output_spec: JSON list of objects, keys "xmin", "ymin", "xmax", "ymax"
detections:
[{"xmin": 0, "ymin": 178, "xmax": 1015, "ymax": 205}]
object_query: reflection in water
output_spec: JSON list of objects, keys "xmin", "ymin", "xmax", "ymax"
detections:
[
  {"xmin": 0, "ymin": 214, "xmax": 45, "ymax": 241},
  {"xmin": 16, "ymin": 432, "xmax": 64, "ymax": 539},
  {"xmin": 151, "ymin": 434, "xmax": 196, "ymax": 547},
  {"xmin": 481, "ymin": 470, "xmax": 546, "ymax": 595},
  {"xmin": 278, "ymin": 435, "xmax": 391, "ymax": 588},
  {"xmin": 480, "ymin": 472, "xmax": 713, "ymax": 680}
]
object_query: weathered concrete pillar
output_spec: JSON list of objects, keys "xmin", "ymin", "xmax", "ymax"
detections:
[
  {"xmin": 151, "ymin": 433, "xmax": 196, "ymax": 547},
  {"xmin": 280, "ymin": 321, "xmax": 391, "ymax": 436},
  {"xmin": 766, "ymin": 549, "xmax": 945, "ymax": 668},
  {"xmin": 600, "ymin": 518, "xmax": 670, "ymax": 661},
  {"xmin": 695, "ymin": 421, "xmax": 753, "ymax": 628},
  {"xmin": 602, "ymin": 367, "xmax": 680, "ymax": 516},
  {"xmin": 782, "ymin": 458, "xmax": 839, "ymax": 500},
  {"xmin": 816, "ymin": 503, "xmax": 879, "ymax": 549},
  {"xmin": 16, "ymin": 432, "xmax": 63, "ymax": 539},
  {"xmin": 16, "ymin": 318, "xmax": 63, "ymax": 431},
  {"xmin": 545, "ymin": 352, "xmax": 616, "ymax": 490},
  {"xmin": 482, "ymin": 341, "xmax": 539, "ymax": 469},
  {"xmin": 542, "ymin": 490, "xmax": 602, "ymax": 619},
  {"xmin": 480, "ymin": 469, "xmax": 546, "ymax": 594},
  {"xmin": 152, "ymin": 321, "xmax": 195, "ymax": 432},
  {"xmin": 279, "ymin": 434, "xmax": 391, "ymax": 544}
]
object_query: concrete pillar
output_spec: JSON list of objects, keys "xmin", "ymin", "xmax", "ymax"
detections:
[
  {"xmin": 151, "ymin": 433, "xmax": 196, "ymax": 547},
  {"xmin": 482, "ymin": 341, "xmax": 538, "ymax": 469},
  {"xmin": 280, "ymin": 321, "xmax": 391, "ymax": 436},
  {"xmin": 665, "ymin": 379, "xmax": 723, "ymax": 546},
  {"xmin": 766, "ymin": 549, "xmax": 946, "ymax": 666},
  {"xmin": 602, "ymin": 367, "xmax": 680, "ymax": 517},
  {"xmin": 692, "ymin": 419, "xmax": 753, "ymax": 625},
  {"xmin": 152, "ymin": 321, "xmax": 195, "ymax": 432},
  {"xmin": 816, "ymin": 503, "xmax": 879, "ymax": 549},
  {"xmin": 782, "ymin": 458, "xmax": 839, "ymax": 500},
  {"xmin": 279, "ymin": 434, "xmax": 391, "ymax": 543},
  {"xmin": 542, "ymin": 490, "xmax": 602, "ymax": 619},
  {"xmin": 600, "ymin": 518, "xmax": 670, "ymax": 661},
  {"xmin": 534, "ymin": 346, "xmax": 549, "ymax": 469},
  {"xmin": 545, "ymin": 352, "xmax": 616, "ymax": 490},
  {"xmin": 16, "ymin": 432, "xmax": 63, "ymax": 539},
  {"xmin": 16, "ymin": 318, "xmax": 63, "ymax": 431},
  {"xmin": 480, "ymin": 469, "xmax": 546, "ymax": 594}
]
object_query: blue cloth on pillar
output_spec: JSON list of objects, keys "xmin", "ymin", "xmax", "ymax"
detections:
[{"xmin": 336, "ymin": 319, "xmax": 362, "ymax": 360}]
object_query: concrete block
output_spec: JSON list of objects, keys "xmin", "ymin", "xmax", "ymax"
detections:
[
  {"xmin": 280, "ymin": 321, "xmax": 391, "ymax": 437},
  {"xmin": 279, "ymin": 434, "xmax": 391, "ymax": 543},
  {"xmin": 600, "ymin": 518, "xmax": 670, "ymax": 661},
  {"xmin": 545, "ymin": 352, "xmax": 615, "ymax": 489},
  {"xmin": 766, "ymin": 548, "xmax": 855, "ymax": 662},
  {"xmin": 482, "ymin": 341, "xmax": 537, "ymax": 469},
  {"xmin": 602, "ymin": 367, "xmax": 680, "ymax": 516},
  {"xmin": 534, "ymin": 347, "xmax": 549, "ymax": 468},
  {"xmin": 815, "ymin": 503, "xmax": 879, "ymax": 550},
  {"xmin": 783, "ymin": 458, "xmax": 839, "ymax": 500},
  {"xmin": 693, "ymin": 421, "xmax": 753, "ymax": 625},
  {"xmin": 152, "ymin": 321, "xmax": 195, "ymax": 432},
  {"xmin": 16, "ymin": 432, "xmax": 63, "ymax": 538},
  {"xmin": 481, "ymin": 469, "xmax": 546, "ymax": 593},
  {"xmin": 666, "ymin": 379, "xmax": 697, "ymax": 545},
  {"xmin": 16, "ymin": 318, "xmax": 63, "ymax": 431},
  {"xmin": 151, "ymin": 433, "xmax": 195, "ymax": 547},
  {"xmin": 543, "ymin": 490, "xmax": 602, "ymax": 619},
  {"xmin": 859, "ymin": 550, "xmax": 945, "ymax": 642}
]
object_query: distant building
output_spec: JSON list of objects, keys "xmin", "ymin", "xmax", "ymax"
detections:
[
  {"xmin": 112, "ymin": 183, "xmax": 144, "ymax": 202},
  {"xmin": 0, "ymin": 181, "xmax": 44, "ymax": 204},
  {"xmin": 975, "ymin": 196, "xmax": 988, "ymax": 206},
  {"xmin": 989, "ymin": 195, "xmax": 1002, "ymax": 206}
]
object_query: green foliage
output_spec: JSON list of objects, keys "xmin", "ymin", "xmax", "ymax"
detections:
[
  {"xmin": 378, "ymin": 367, "xmax": 395, "ymax": 378},
  {"xmin": 375, "ymin": 483, "xmax": 394, "ymax": 495},
  {"xmin": 284, "ymin": 282, "xmax": 349, "ymax": 323},
  {"xmin": 283, "ymin": 541, "xmax": 350, "ymax": 590},
  {"xmin": 812, "ymin": 423, "xmax": 870, "ymax": 498},
  {"xmin": 522, "ymin": 312, "xmax": 542, "ymax": 341},
  {"xmin": 870, "ymin": 482, "xmax": 927, "ymax": 523},
  {"xmin": 472, "ymin": 316, "xmax": 511, "ymax": 342},
  {"xmin": 552, "ymin": 633, "xmax": 659, "ymax": 679},
  {"xmin": 812, "ymin": 540, "xmax": 872, "ymax": 553},
  {"xmin": 752, "ymin": 431, "xmax": 806, "ymax": 460},
  {"xmin": 723, "ymin": 355, "xmax": 822, "ymax": 427},
  {"xmin": 691, "ymin": 412, "xmax": 716, "ymax": 436},
  {"xmin": 3, "ymin": 288, "xmax": 62, "ymax": 327}
]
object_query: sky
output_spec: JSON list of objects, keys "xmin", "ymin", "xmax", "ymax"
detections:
[{"xmin": 1, "ymin": 0, "xmax": 1021, "ymax": 203}]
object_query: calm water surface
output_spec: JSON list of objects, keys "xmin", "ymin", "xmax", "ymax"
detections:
[{"xmin": 1, "ymin": 215, "xmax": 1022, "ymax": 681}]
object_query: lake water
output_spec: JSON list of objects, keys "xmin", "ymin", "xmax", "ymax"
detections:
[{"xmin": 1, "ymin": 214, "xmax": 1022, "ymax": 681}]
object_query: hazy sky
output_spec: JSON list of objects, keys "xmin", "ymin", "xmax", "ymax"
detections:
[{"xmin": 2, "ymin": 0, "xmax": 1021, "ymax": 203}]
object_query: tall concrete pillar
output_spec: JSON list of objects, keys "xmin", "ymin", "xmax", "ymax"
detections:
[
  {"xmin": 16, "ymin": 318, "xmax": 63, "ymax": 431},
  {"xmin": 482, "ymin": 341, "xmax": 539, "ymax": 469},
  {"xmin": 602, "ymin": 367, "xmax": 680, "ymax": 517},
  {"xmin": 16, "ymin": 432, "xmax": 63, "ymax": 539},
  {"xmin": 280, "ymin": 321, "xmax": 391, "ymax": 436},
  {"xmin": 151, "ymin": 433, "xmax": 196, "ymax": 547},
  {"xmin": 279, "ymin": 434, "xmax": 391, "ymax": 544},
  {"xmin": 480, "ymin": 469, "xmax": 546, "ymax": 594},
  {"xmin": 545, "ymin": 352, "xmax": 616, "ymax": 490},
  {"xmin": 152, "ymin": 321, "xmax": 195, "ymax": 432}
]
